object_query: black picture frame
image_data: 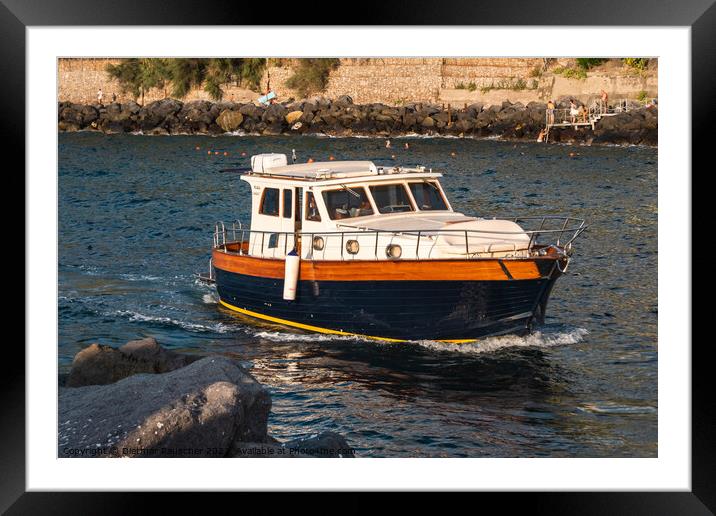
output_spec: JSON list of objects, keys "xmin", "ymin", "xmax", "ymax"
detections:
[{"xmin": 5, "ymin": 0, "xmax": 708, "ymax": 512}]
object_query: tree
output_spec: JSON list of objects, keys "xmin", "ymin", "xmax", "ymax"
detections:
[
  {"xmin": 285, "ymin": 58, "xmax": 340, "ymax": 98},
  {"xmin": 105, "ymin": 58, "xmax": 169, "ymax": 106},
  {"xmin": 106, "ymin": 58, "xmax": 267, "ymax": 103}
]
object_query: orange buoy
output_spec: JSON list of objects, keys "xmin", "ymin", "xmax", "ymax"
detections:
[
  {"xmin": 307, "ymin": 158, "xmax": 314, "ymax": 163},
  {"xmin": 195, "ymin": 146, "xmax": 201, "ymax": 150},
  {"xmin": 214, "ymin": 151, "xmax": 220, "ymax": 155},
  {"xmin": 241, "ymin": 152, "xmax": 247, "ymax": 157},
  {"xmin": 207, "ymin": 150, "xmax": 211, "ymax": 155},
  {"xmin": 450, "ymin": 152, "xmax": 456, "ymax": 157},
  {"xmin": 391, "ymin": 154, "xmax": 396, "ymax": 159},
  {"xmin": 224, "ymin": 151, "xmax": 229, "ymax": 156},
  {"xmin": 329, "ymin": 156, "xmax": 335, "ymax": 161}
]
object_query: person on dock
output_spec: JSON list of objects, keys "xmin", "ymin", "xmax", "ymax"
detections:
[
  {"xmin": 600, "ymin": 90, "xmax": 609, "ymax": 113},
  {"xmin": 97, "ymin": 88, "xmax": 103, "ymax": 106},
  {"xmin": 569, "ymin": 100, "xmax": 579, "ymax": 123},
  {"xmin": 546, "ymin": 100, "xmax": 555, "ymax": 125}
]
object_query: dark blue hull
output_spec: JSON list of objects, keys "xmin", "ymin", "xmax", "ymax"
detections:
[{"xmin": 215, "ymin": 268, "xmax": 558, "ymax": 341}]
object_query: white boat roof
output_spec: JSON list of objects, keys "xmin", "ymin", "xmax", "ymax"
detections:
[
  {"xmin": 243, "ymin": 159, "xmax": 439, "ymax": 183},
  {"xmin": 267, "ymin": 161, "xmax": 377, "ymax": 179}
]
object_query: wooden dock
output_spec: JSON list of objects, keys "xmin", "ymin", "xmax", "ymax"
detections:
[{"xmin": 542, "ymin": 99, "xmax": 636, "ymax": 142}]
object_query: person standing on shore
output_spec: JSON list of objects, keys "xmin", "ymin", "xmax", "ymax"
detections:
[
  {"xmin": 97, "ymin": 88, "xmax": 103, "ymax": 106},
  {"xmin": 600, "ymin": 89, "xmax": 608, "ymax": 113}
]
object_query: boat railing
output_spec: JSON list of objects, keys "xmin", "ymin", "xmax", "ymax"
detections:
[{"xmin": 212, "ymin": 217, "xmax": 586, "ymax": 261}]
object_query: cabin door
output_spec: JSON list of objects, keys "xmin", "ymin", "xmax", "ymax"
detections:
[
  {"xmin": 280, "ymin": 187, "xmax": 297, "ymax": 254},
  {"xmin": 250, "ymin": 185, "xmax": 296, "ymax": 258}
]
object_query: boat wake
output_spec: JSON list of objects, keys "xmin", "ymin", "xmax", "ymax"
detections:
[
  {"xmin": 112, "ymin": 309, "xmax": 233, "ymax": 334},
  {"xmin": 416, "ymin": 327, "xmax": 589, "ymax": 355},
  {"xmin": 250, "ymin": 327, "xmax": 589, "ymax": 354}
]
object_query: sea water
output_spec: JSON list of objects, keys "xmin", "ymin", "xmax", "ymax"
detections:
[{"xmin": 58, "ymin": 133, "xmax": 657, "ymax": 457}]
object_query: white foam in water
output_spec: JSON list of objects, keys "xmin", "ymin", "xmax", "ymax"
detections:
[
  {"xmin": 113, "ymin": 309, "xmax": 233, "ymax": 334},
  {"xmin": 118, "ymin": 273, "xmax": 161, "ymax": 282},
  {"xmin": 252, "ymin": 330, "xmax": 368, "ymax": 343},
  {"xmin": 250, "ymin": 327, "xmax": 588, "ymax": 353},
  {"xmin": 417, "ymin": 328, "xmax": 589, "ymax": 355},
  {"xmin": 202, "ymin": 293, "xmax": 218, "ymax": 305}
]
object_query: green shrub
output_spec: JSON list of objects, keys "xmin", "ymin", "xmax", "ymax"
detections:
[
  {"xmin": 554, "ymin": 66, "xmax": 587, "ymax": 80},
  {"xmin": 455, "ymin": 82, "xmax": 466, "ymax": 89},
  {"xmin": 513, "ymin": 78, "xmax": 527, "ymax": 90},
  {"xmin": 636, "ymin": 90, "xmax": 649, "ymax": 102},
  {"xmin": 624, "ymin": 58, "xmax": 650, "ymax": 70},
  {"xmin": 285, "ymin": 58, "xmax": 340, "ymax": 97},
  {"xmin": 576, "ymin": 58, "xmax": 607, "ymax": 70},
  {"xmin": 467, "ymin": 82, "xmax": 477, "ymax": 92}
]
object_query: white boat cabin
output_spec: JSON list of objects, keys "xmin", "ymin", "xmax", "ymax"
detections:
[{"xmin": 241, "ymin": 153, "xmax": 531, "ymax": 260}]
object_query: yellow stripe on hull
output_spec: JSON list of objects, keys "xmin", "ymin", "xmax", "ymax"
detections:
[{"xmin": 218, "ymin": 300, "xmax": 477, "ymax": 344}]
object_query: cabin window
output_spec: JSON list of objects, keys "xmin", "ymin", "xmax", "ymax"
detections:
[
  {"xmin": 267, "ymin": 233, "xmax": 279, "ymax": 248},
  {"xmin": 283, "ymin": 189, "xmax": 292, "ymax": 219},
  {"xmin": 322, "ymin": 187, "xmax": 373, "ymax": 220},
  {"xmin": 305, "ymin": 192, "xmax": 321, "ymax": 222},
  {"xmin": 409, "ymin": 181, "xmax": 448, "ymax": 211},
  {"xmin": 369, "ymin": 184, "xmax": 414, "ymax": 214},
  {"xmin": 259, "ymin": 188, "xmax": 280, "ymax": 217}
]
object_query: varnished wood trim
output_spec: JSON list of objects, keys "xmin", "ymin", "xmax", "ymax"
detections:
[
  {"xmin": 213, "ymin": 249, "xmax": 547, "ymax": 281},
  {"xmin": 502, "ymin": 261, "xmax": 541, "ymax": 280}
]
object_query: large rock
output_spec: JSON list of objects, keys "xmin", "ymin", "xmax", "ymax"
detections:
[
  {"xmin": 421, "ymin": 116, "xmax": 435, "ymax": 128},
  {"xmin": 59, "ymin": 356, "xmax": 272, "ymax": 457},
  {"xmin": 59, "ymin": 104, "xmax": 99, "ymax": 128},
  {"xmin": 238, "ymin": 103, "xmax": 263, "ymax": 119},
  {"xmin": 333, "ymin": 95, "xmax": 353, "ymax": 107},
  {"xmin": 262, "ymin": 103, "xmax": 288, "ymax": 124},
  {"xmin": 216, "ymin": 109, "xmax": 244, "ymax": 132},
  {"xmin": 137, "ymin": 98, "xmax": 183, "ymax": 130},
  {"xmin": 66, "ymin": 338, "xmax": 199, "ymax": 387},
  {"xmin": 285, "ymin": 110, "xmax": 303, "ymax": 125}
]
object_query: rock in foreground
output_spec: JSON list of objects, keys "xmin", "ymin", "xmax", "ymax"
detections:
[
  {"xmin": 66, "ymin": 337, "xmax": 199, "ymax": 387},
  {"xmin": 59, "ymin": 356, "xmax": 271, "ymax": 457}
]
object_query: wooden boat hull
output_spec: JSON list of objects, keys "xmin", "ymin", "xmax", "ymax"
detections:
[{"xmin": 212, "ymin": 249, "xmax": 564, "ymax": 342}]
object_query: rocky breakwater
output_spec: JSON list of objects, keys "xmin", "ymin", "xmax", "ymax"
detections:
[
  {"xmin": 58, "ymin": 95, "xmax": 657, "ymax": 145},
  {"xmin": 59, "ymin": 337, "xmax": 354, "ymax": 458}
]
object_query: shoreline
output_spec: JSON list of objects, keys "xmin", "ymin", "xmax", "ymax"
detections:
[
  {"xmin": 58, "ymin": 97, "xmax": 658, "ymax": 147},
  {"xmin": 60, "ymin": 128, "xmax": 658, "ymax": 149}
]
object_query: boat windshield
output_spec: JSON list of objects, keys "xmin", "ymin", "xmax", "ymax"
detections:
[
  {"xmin": 369, "ymin": 184, "xmax": 415, "ymax": 214},
  {"xmin": 322, "ymin": 186, "xmax": 374, "ymax": 220},
  {"xmin": 408, "ymin": 181, "xmax": 448, "ymax": 211}
]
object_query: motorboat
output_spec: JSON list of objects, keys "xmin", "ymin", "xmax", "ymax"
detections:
[{"xmin": 206, "ymin": 153, "xmax": 586, "ymax": 342}]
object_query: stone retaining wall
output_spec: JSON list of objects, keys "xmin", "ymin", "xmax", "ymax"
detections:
[{"xmin": 58, "ymin": 58, "xmax": 658, "ymax": 107}]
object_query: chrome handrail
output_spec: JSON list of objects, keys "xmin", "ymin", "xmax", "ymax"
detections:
[{"xmin": 211, "ymin": 216, "xmax": 587, "ymax": 261}]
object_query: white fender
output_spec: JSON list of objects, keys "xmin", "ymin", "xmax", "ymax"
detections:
[{"xmin": 283, "ymin": 250, "xmax": 300, "ymax": 301}]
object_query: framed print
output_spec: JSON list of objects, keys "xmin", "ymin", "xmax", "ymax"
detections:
[{"xmin": 5, "ymin": 0, "xmax": 710, "ymax": 511}]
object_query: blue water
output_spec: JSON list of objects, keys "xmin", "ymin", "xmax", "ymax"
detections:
[{"xmin": 59, "ymin": 133, "xmax": 657, "ymax": 457}]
